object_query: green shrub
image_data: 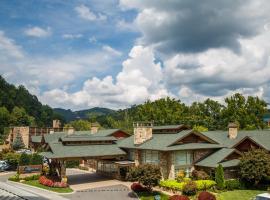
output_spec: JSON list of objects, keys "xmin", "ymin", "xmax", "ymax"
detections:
[
  {"xmin": 8, "ymin": 173, "xmax": 20, "ymax": 182},
  {"xmin": 196, "ymin": 180, "xmax": 216, "ymax": 191},
  {"xmin": 126, "ymin": 164, "xmax": 161, "ymax": 191},
  {"xmin": 159, "ymin": 180, "xmax": 216, "ymax": 191},
  {"xmin": 176, "ymin": 170, "xmax": 186, "ymax": 182},
  {"xmin": 182, "ymin": 181, "xmax": 197, "ymax": 196},
  {"xmin": 19, "ymin": 153, "xmax": 31, "ymax": 166},
  {"xmin": 23, "ymin": 174, "xmax": 40, "ymax": 181},
  {"xmin": 31, "ymin": 153, "xmax": 43, "ymax": 165},
  {"xmin": 225, "ymin": 179, "xmax": 241, "ymax": 190},
  {"xmin": 240, "ymin": 149, "xmax": 270, "ymax": 185},
  {"xmin": 65, "ymin": 160, "xmax": 80, "ymax": 168},
  {"xmin": 215, "ymin": 164, "xmax": 225, "ymax": 190},
  {"xmin": 78, "ymin": 166, "xmax": 89, "ymax": 171}
]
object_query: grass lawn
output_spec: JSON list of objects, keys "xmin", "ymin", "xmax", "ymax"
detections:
[
  {"xmin": 23, "ymin": 180, "xmax": 73, "ymax": 193},
  {"xmin": 137, "ymin": 191, "xmax": 169, "ymax": 200},
  {"xmin": 217, "ymin": 190, "xmax": 266, "ymax": 200}
]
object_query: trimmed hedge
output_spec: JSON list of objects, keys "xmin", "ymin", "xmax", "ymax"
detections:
[
  {"xmin": 225, "ymin": 179, "xmax": 241, "ymax": 190},
  {"xmin": 159, "ymin": 180, "xmax": 216, "ymax": 191}
]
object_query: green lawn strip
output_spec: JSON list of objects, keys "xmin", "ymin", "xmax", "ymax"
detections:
[
  {"xmin": 137, "ymin": 191, "xmax": 169, "ymax": 200},
  {"xmin": 23, "ymin": 180, "xmax": 73, "ymax": 193},
  {"xmin": 217, "ymin": 190, "xmax": 266, "ymax": 200}
]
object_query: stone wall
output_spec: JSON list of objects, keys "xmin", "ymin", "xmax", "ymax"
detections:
[{"xmin": 193, "ymin": 149, "xmax": 214, "ymax": 163}]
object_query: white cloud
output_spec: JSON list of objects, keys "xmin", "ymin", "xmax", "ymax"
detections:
[
  {"xmin": 0, "ymin": 31, "xmax": 24, "ymax": 58},
  {"xmin": 75, "ymin": 4, "xmax": 106, "ymax": 21},
  {"xmin": 24, "ymin": 26, "xmax": 51, "ymax": 38},
  {"xmin": 40, "ymin": 46, "xmax": 170, "ymax": 109},
  {"xmin": 62, "ymin": 34, "xmax": 83, "ymax": 39},
  {"xmin": 102, "ymin": 45, "xmax": 122, "ymax": 56}
]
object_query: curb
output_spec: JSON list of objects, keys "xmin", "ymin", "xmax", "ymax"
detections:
[{"xmin": 7, "ymin": 180, "xmax": 75, "ymax": 195}]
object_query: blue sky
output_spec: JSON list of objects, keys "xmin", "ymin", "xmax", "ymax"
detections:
[{"xmin": 1, "ymin": 0, "xmax": 270, "ymax": 110}]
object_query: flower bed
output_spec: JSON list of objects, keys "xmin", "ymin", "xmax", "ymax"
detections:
[
  {"xmin": 39, "ymin": 176, "xmax": 68, "ymax": 188},
  {"xmin": 159, "ymin": 180, "xmax": 216, "ymax": 191}
]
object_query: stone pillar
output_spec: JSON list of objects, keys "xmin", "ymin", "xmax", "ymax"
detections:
[
  {"xmin": 60, "ymin": 160, "xmax": 66, "ymax": 179},
  {"xmin": 160, "ymin": 152, "xmax": 170, "ymax": 179},
  {"xmin": 168, "ymin": 153, "xmax": 175, "ymax": 179},
  {"xmin": 134, "ymin": 149, "xmax": 140, "ymax": 166}
]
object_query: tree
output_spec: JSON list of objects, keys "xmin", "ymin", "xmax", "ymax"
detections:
[
  {"xmin": 0, "ymin": 106, "xmax": 10, "ymax": 136},
  {"xmin": 31, "ymin": 153, "xmax": 43, "ymax": 165},
  {"xmin": 65, "ymin": 120, "xmax": 91, "ymax": 131},
  {"xmin": 19, "ymin": 153, "xmax": 31, "ymax": 166},
  {"xmin": 12, "ymin": 131, "xmax": 25, "ymax": 150},
  {"xmin": 215, "ymin": 164, "xmax": 225, "ymax": 190},
  {"xmin": 126, "ymin": 164, "xmax": 161, "ymax": 191},
  {"xmin": 239, "ymin": 149, "xmax": 270, "ymax": 185},
  {"xmin": 193, "ymin": 125, "xmax": 208, "ymax": 132},
  {"xmin": 10, "ymin": 107, "xmax": 34, "ymax": 126}
]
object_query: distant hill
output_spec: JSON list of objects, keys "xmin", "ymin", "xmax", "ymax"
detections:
[{"xmin": 53, "ymin": 107, "xmax": 116, "ymax": 122}]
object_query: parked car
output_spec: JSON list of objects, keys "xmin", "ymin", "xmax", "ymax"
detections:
[{"xmin": 0, "ymin": 160, "xmax": 10, "ymax": 171}]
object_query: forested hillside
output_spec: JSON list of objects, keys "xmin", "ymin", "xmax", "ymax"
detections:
[
  {"xmin": 54, "ymin": 107, "xmax": 115, "ymax": 122},
  {"xmin": 0, "ymin": 76, "xmax": 61, "ymax": 137},
  {"xmin": 98, "ymin": 95, "xmax": 268, "ymax": 133}
]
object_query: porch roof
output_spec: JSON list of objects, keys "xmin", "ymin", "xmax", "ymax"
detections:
[{"xmin": 41, "ymin": 142, "xmax": 126, "ymax": 159}]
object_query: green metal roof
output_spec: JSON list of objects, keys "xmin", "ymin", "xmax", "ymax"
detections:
[
  {"xmin": 96, "ymin": 129, "xmax": 121, "ymax": 137},
  {"xmin": 153, "ymin": 124, "xmax": 185, "ymax": 130},
  {"xmin": 118, "ymin": 130, "xmax": 223, "ymax": 151},
  {"xmin": 195, "ymin": 148, "xmax": 238, "ymax": 168},
  {"xmin": 31, "ymin": 136, "xmax": 42, "ymax": 143},
  {"xmin": 44, "ymin": 132, "xmax": 67, "ymax": 143},
  {"xmin": 201, "ymin": 130, "xmax": 270, "ymax": 150},
  {"xmin": 44, "ymin": 142, "xmax": 126, "ymax": 159},
  {"xmin": 60, "ymin": 134, "xmax": 117, "ymax": 142},
  {"xmin": 219, "ymin": 159, "xmax": 240, "ymax": 168}
]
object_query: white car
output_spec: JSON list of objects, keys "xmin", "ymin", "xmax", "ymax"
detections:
[{"xmin": 16, "ymin": 149, "xmax": 32, "ymax": 155}]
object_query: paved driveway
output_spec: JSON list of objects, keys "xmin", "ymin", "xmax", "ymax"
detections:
[
  {"xmin": 65, "ymin": 169, "xmax": 138, "ymax": 200},
  {"xmin": 65, "ymin": 184, "xmax": 138, "ymax": 200}
]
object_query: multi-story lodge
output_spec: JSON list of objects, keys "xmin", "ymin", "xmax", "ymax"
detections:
[{"xmin": 31, "ymin": 122, "xmax": 270, "ymax": 180}]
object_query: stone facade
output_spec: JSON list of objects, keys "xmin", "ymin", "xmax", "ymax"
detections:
[
  {"xmin": 53, "ymin": 120, "xmax": 61, "ymax": 128},
  {"xmin": 7, "ymin": 127, "xmax": 30, "ymax": 148},
  {"xmin": 193, "ymin": 149, "xmax": 214, "ymax": 163}
]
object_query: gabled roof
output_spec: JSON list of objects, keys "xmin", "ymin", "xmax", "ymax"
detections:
[
  {"xmin": 201, "ymin": 130, "xmax": 270, "ymax": 150},
  {"xmin": 195, "ymin": 148, "xmax": 241, "ymax": 168},
  {"xmin": 44, "ymin": 132, "xmax": 67, "ymax": 143},
  {"xmin": 118, "ymin": 130, "xmax": 223, "ymax": 151},
  {"xmin": 96, "ymin": 129, "xmax": 127, "ymax": 137}
]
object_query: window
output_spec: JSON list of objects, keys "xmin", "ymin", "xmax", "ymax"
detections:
[
  {"xmin": 128, "ymin": 150, "xmax": 135, "ymax": 161},
  {"xmin": 173, "ymin": 151, "xmax": 192, "ymax": 166},
  {"xmin": 141, "ymin": 150, "xmax": 159, "ymax": 164}
]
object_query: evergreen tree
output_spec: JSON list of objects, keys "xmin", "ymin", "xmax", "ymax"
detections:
[
  {"xmin": 19, "ymin": 153, "xmax": 30, "ymax": 166},
  {"xmin": 215, "ymin": 164, "xmax": 225, "ymax": 190},
  {"xmin": 12, "ymin": 131, "xmax": 25, "ymax": 150}
]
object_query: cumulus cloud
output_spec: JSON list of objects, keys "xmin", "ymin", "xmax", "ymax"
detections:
[
  {"xmin": 24, "ymin": 26, "xmax": 51, "ymax": 37},
  {"xmin": 164, "ymin": 28, "xmax": 270, "ymax": 101},
  {"xmin": 75, "ymin": 4, "xmax": 106, "ymax": 21},
  {"xmin": 116, "ymin": 19, "xmax": 138, "ymax": 32},
  {"xmin": 41, "ymin": 46, "xmax": 170, "ymax": 109},
  {"xmin": 120, "ymin": 0, "xmax": 270, "ymax": 53}
]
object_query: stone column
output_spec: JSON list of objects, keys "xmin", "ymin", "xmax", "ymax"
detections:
[
  {"xmin": 59, "ymin": 160, "xmax": 66, "ymax": 179},
  {"xmin": 160, "ymin": 151, "xmax": 169, "ymax": 179},
  {"xmin": 134, "ymin": 150, "xmax": 140, "ymax": 166},
  {"xmin": 168, "ymin": 152, "xmax": 175, "ymax": 179}
]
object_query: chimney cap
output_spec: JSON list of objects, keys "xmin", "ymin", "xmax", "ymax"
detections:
[{"xmin": 228, "ymin": 122, "xmax": 238, "ymax": 128}]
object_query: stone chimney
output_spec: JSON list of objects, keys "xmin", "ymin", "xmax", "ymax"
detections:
[
  {"xmin": 228, "ymin": 122, "xmax": 238, "ymax": 139},
  {"xmin": 53, "ymin": 120, "xmax": 61, "ymax": 128},
  {"xmin": 91, "ymin": 122, "xmax": 99, "ymax": 134},
  {"xmin": 134, "ymin": 122, "xmax": 153, "ymax": 145}
]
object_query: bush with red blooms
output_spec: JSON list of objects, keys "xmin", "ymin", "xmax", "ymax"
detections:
[
  {"xmin": 169, "ymin": 195, "xmax": 190, "ymax": 200},
  {"xmin": 130, "ymin": 182, "xmax": 146, "ymax": 192},
  {"xmin": 198, "ymin": 191, "xmax": 216, "ymax": 200},
  {"xmin": 39, "ymin": 176, "xmax": 67, "ymax": 188}
]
